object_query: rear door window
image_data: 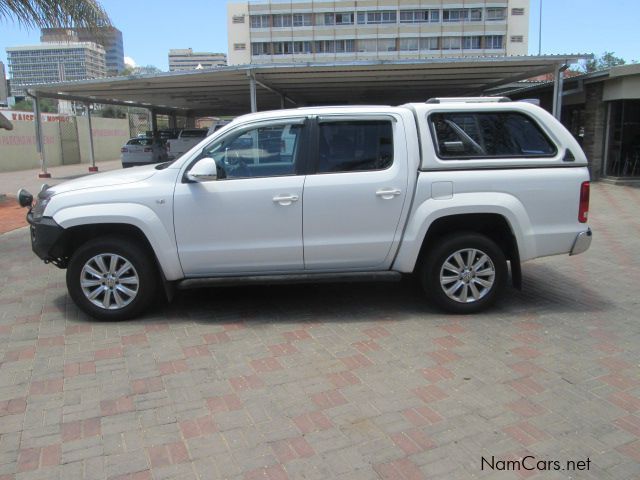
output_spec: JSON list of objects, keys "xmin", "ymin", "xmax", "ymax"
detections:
[
  {"xmin": 430, "ymin": 112, "xmax": 557, "ymax": 159},
  {"xmin": 316, "ymin": 120, "xmax": 394, "ymax": 173}
]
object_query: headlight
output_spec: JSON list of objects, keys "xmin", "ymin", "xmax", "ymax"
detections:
[{"xmin": 31, "ymin": 189, "xmax": 54, "ymax": 221}]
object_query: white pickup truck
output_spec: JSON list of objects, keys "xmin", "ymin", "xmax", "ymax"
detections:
[
  {"xmin": 166, "ymin": 128, "xmax": 208, "ymax": 159},
  {"xmin": 19, "ymin": 98, "xmax": 592, "ymax": 320}
]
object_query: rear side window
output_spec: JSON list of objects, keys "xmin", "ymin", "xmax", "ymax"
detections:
[
  {"xmin": 317, "ymin": 120, "xmax": 393, "ymax": 173},
  {"xmin": 430, "ymin": 112, "xmax": 556, "ymax": 159}
]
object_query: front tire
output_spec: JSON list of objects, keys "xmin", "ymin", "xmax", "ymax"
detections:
[
  {"xmin": 421, "ymin": 232, "xmax": 507, "ymax": 314},
  {"xmin": 66, "ymin": 236, "xmax": 158, "ymax": 321}
]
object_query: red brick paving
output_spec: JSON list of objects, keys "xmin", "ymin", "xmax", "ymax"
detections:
[
  {"xmin": 0, "ymin": 183, "xmax": 638, "ymax": 479},
  {"xmin": 0, "ymin": 196, "xmax": 27, "ymax": 234}
]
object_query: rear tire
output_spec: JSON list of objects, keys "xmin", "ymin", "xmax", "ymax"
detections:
[
  {"xmin": 66, "ymin": 236, "xmax": 158, "ymax": 321},
  {"xmin": 421, "ymin": 232, "xmax": 507, "ymax": 314}
]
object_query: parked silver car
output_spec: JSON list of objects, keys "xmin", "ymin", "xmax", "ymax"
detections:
[{"xmin": 120, "ymin": 137, "xmax": 168, "ymax": 168}]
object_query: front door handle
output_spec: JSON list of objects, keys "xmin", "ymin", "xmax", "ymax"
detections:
[
  {"xmin": 273, "ymin": 194, "xmax": 299, "ymax": 206},
  {"xmin": 376, "ymin": 188, "xmax": 402, "ymax": 200}
]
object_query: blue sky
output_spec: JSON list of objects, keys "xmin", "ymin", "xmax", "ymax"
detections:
[{"xmin": 0, "ymin": 0, "xmax": 637, "ymax": 72}]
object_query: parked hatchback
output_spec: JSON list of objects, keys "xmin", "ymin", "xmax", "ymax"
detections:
[{"xmin": 120, "ymin": 137, "xmax": 168, "ymax": 168}]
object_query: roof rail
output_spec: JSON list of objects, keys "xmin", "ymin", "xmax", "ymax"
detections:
[{"xmin": 426, "ymin": 97, "xmax": 512, "ymax": 104}]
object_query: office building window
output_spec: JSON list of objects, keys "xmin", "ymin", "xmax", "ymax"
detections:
[
  {"xmin": 378, "ymin": 38, "xmax": 396, "ymax": 52},
  {"xmin": 272, "ymin": 42, "xmax": 294, "ymax": 55},
  {"xmin": 420, "ymin": 37, "xmax": 439, "ymax": 50},
  {"xmin": 399, "ymin": 10, "xmax": 439, "ymax": 23},
  {"xmin": 293, "ymin": 41, "xmax": 312, "ymax": 53},
  {"xmin": 325, "ymin": 12, "xmax": 354, "ymax": 25},
  {"xmin": 251, "ymin": 43, "xmax": 271, "ymax": 56},
  {"xmin": 463, "ymin": 36, "xmax": 482, "ymax": 49},
  {"xmin": 358, "ymin": 39, "xmax": 378, "ymax": 53},
  {"xmin": 443, "ymin": 8, "xmax": 482, "ymax": 22},
  {"xmin": 293, "ymin": 13, "xmax": 313, "ymax": 27},
  {"xmin": 399, "ymin": 38, "xmax": 419, "ymax": 51},
  {"xmin": 272, "ymin": 14, "xmax": 292, "ymax": 27},
  {"xmin": 250, "ymin": 15, "xmax": 269, "ymax": 28},
  {"xmin": 485, "ymin": 35, "xmax": 504, "ymax": 49},
  {"xmin": 442, "ymin": 37, "xmax": 462, "ymax": 50},
  {"xmin": 357, "ymin": 10, "xmax": 396, "ymax": 24},
  {"xmin": 336, "ymin": 39, "xmax": 355, "ymax": 53},
  {"xmin": 486, "ymin": 8, "xmax": 506, "ymax": 20}
]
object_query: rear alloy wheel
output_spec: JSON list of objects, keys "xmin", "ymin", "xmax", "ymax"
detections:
[
  {"xmin": 422, "ymin": 233, "xmax": 507, "ymax": 314},
  {"xmin": 67, "ymin": 236, "xmax": 157, "ymax": 321}
]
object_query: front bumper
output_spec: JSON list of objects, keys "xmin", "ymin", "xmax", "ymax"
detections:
[
  {"xmin": 27, "ymin": 213, "xmax": 66, "ymax": 264},
  {"xmin": 570, "ymin": 228, "xmax": 592, "ymax": 256}
]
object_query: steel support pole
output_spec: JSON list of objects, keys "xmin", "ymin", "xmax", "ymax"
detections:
[
  {"xmin": 280, "ymin": 94, "xmax": 285, "ymax": 109},
  {"xmin": 552, "ymin": 64, "xmax": 568, "ymax": 120},
  {"xmin": 33, "ymin": 95, "xmax": 51, "ymax": 178},
  {"xmin": 249, "ymin": 73, "xmax": 257, "ymax": 113},
  {"xmin": 87, "ymin": 103, "xmax": 98, "ymax": 172},
  {"xmin": 150, "ymin": 109, "xmax": 158, "ymax": 133}
]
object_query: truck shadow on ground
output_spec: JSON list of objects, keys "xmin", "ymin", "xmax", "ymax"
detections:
[{"xmin": 152, "ymin": 264, "xmax": 612, "ymax": 326}]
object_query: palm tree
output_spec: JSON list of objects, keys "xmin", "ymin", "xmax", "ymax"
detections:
[{"xmin": 0, "ymin": 0, "xmax": 111, "ymax": 29}]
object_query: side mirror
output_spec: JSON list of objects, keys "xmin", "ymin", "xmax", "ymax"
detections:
[
  {"xmin": 442, "ymin": 141, "xmax": 466, "ymax": 153},
  {"xmin": 187, "ymin": 157, "xmax": 217, "ymax": 182}
]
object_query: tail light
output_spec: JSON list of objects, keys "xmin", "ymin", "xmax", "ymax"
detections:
[
  {"xmin": 578, "ymin": 181, "xmax": 590, "ymax": 223},
  {"xmin": 143, "ymin": 147, "xmax": 152, "ymax": 153},
  {"xmin": 120, "ymin": 147, "xmax": 128, "ymax": 153}
]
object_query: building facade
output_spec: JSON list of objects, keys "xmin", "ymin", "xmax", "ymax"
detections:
[
  {"xmin": 227, "ymin": 0, "xmax": 530, "ymax": 65},
  {"xmin": 168, "ymin": 49, "xmax": 227, "ymax": 71},
  {"xmin": 507, "ymin": 64, "xmax": 640, "ymax": 182},
  {"xmin": 0, "ymin": 62, "xmax": 8, "ymax": 105},
  {"xmin": 41, "ymin": 27, "xmax": 125, "ymax": 76},
  {"xmin": 6, "ymin": 43, "xmax": 106, "ymax": 97}
]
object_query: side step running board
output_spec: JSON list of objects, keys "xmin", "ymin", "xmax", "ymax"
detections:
[{"xmin": 177, "ymin": 271, "xmax": 403, "ymax": 290}]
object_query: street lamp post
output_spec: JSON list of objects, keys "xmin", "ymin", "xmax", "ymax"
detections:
[{"xmin": 538, "ymin": 0, "xmax": 543, "ymax": 55}]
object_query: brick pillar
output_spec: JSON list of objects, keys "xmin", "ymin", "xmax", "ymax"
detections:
[{"xmin": 582, "ymin": 83, "xmax": 606, "ymax": 180}]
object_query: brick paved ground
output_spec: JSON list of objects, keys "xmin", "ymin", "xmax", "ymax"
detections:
[
  {"xmin": 0, "ymin": 159, "xmax": 122, "ymax": 198},
  {"xmin": 0, "ymin": 183, "xmax": 638, "ymax": 480},
  {"xmin": 0, "ymin": 160, "xmax": 121, "ymax": 235}
]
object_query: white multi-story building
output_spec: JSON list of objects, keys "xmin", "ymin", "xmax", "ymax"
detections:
[
  {"xmin": 0, "ymin": 61, "xmax": 8, "ymax": 104},
  {"xmin": 168, "ymin": 48, "xmax": 227, "ymax": 71},
  {"xmin": 228, "ymin": 0, "xmax": 529, "ymax": 65},
  {"xmin": 6, "ymin": 42, "xmax": 106, "ymax": 97},
  {"xmin": 41, "ymin": 27, "xmax": 125, "ymax": 76}
]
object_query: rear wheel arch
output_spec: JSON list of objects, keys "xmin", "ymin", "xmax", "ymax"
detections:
[{"xmin": 415, "ymin": 213, "xmax": 521, "ymax": 288}]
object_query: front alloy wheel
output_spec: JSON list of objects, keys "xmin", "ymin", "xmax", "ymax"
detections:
[
  {"xmin": 67, "ymin": 236, "xmax": 157, "ymax": 321},
  {"xmin": 80, "ymin": 254, "xmax": 140, "ymax": 310}
]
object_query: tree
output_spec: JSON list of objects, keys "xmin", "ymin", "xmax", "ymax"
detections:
[
  {"xmin": 11, "ymin": 98, "xmax": 58, "ymax": 113},
  {"xmin": 585, "ymin": 52, "xmax": 626, "ymax": 73},
  {"xmin": 98, "ymin": 105, "xmax": 126, "ymax": 118},
  {"xmin": 120, "ymin": 65, "xmax": 164, "ymax": 76},
  {"xmin": 0, "ymin": 0, "xmax": 111, "ymax": 29}
]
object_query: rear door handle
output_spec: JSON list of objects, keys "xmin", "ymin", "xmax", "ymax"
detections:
[
  {"xmin": 273, "ymin": 194, "xmax": 299, "ymax": 206},
  {"xmin": 376, "ymin": 188, "xmax": 402, "ymax": 200}
]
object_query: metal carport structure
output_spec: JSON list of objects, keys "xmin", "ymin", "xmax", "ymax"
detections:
[{"xmin": 27, "ymin": 54, "xmax": 588, "ymax": 176}]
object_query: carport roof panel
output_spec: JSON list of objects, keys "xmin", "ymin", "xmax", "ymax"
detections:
[{"xmin": 30, "ymin": 55, "xmax": 590, "ymax": 116}]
